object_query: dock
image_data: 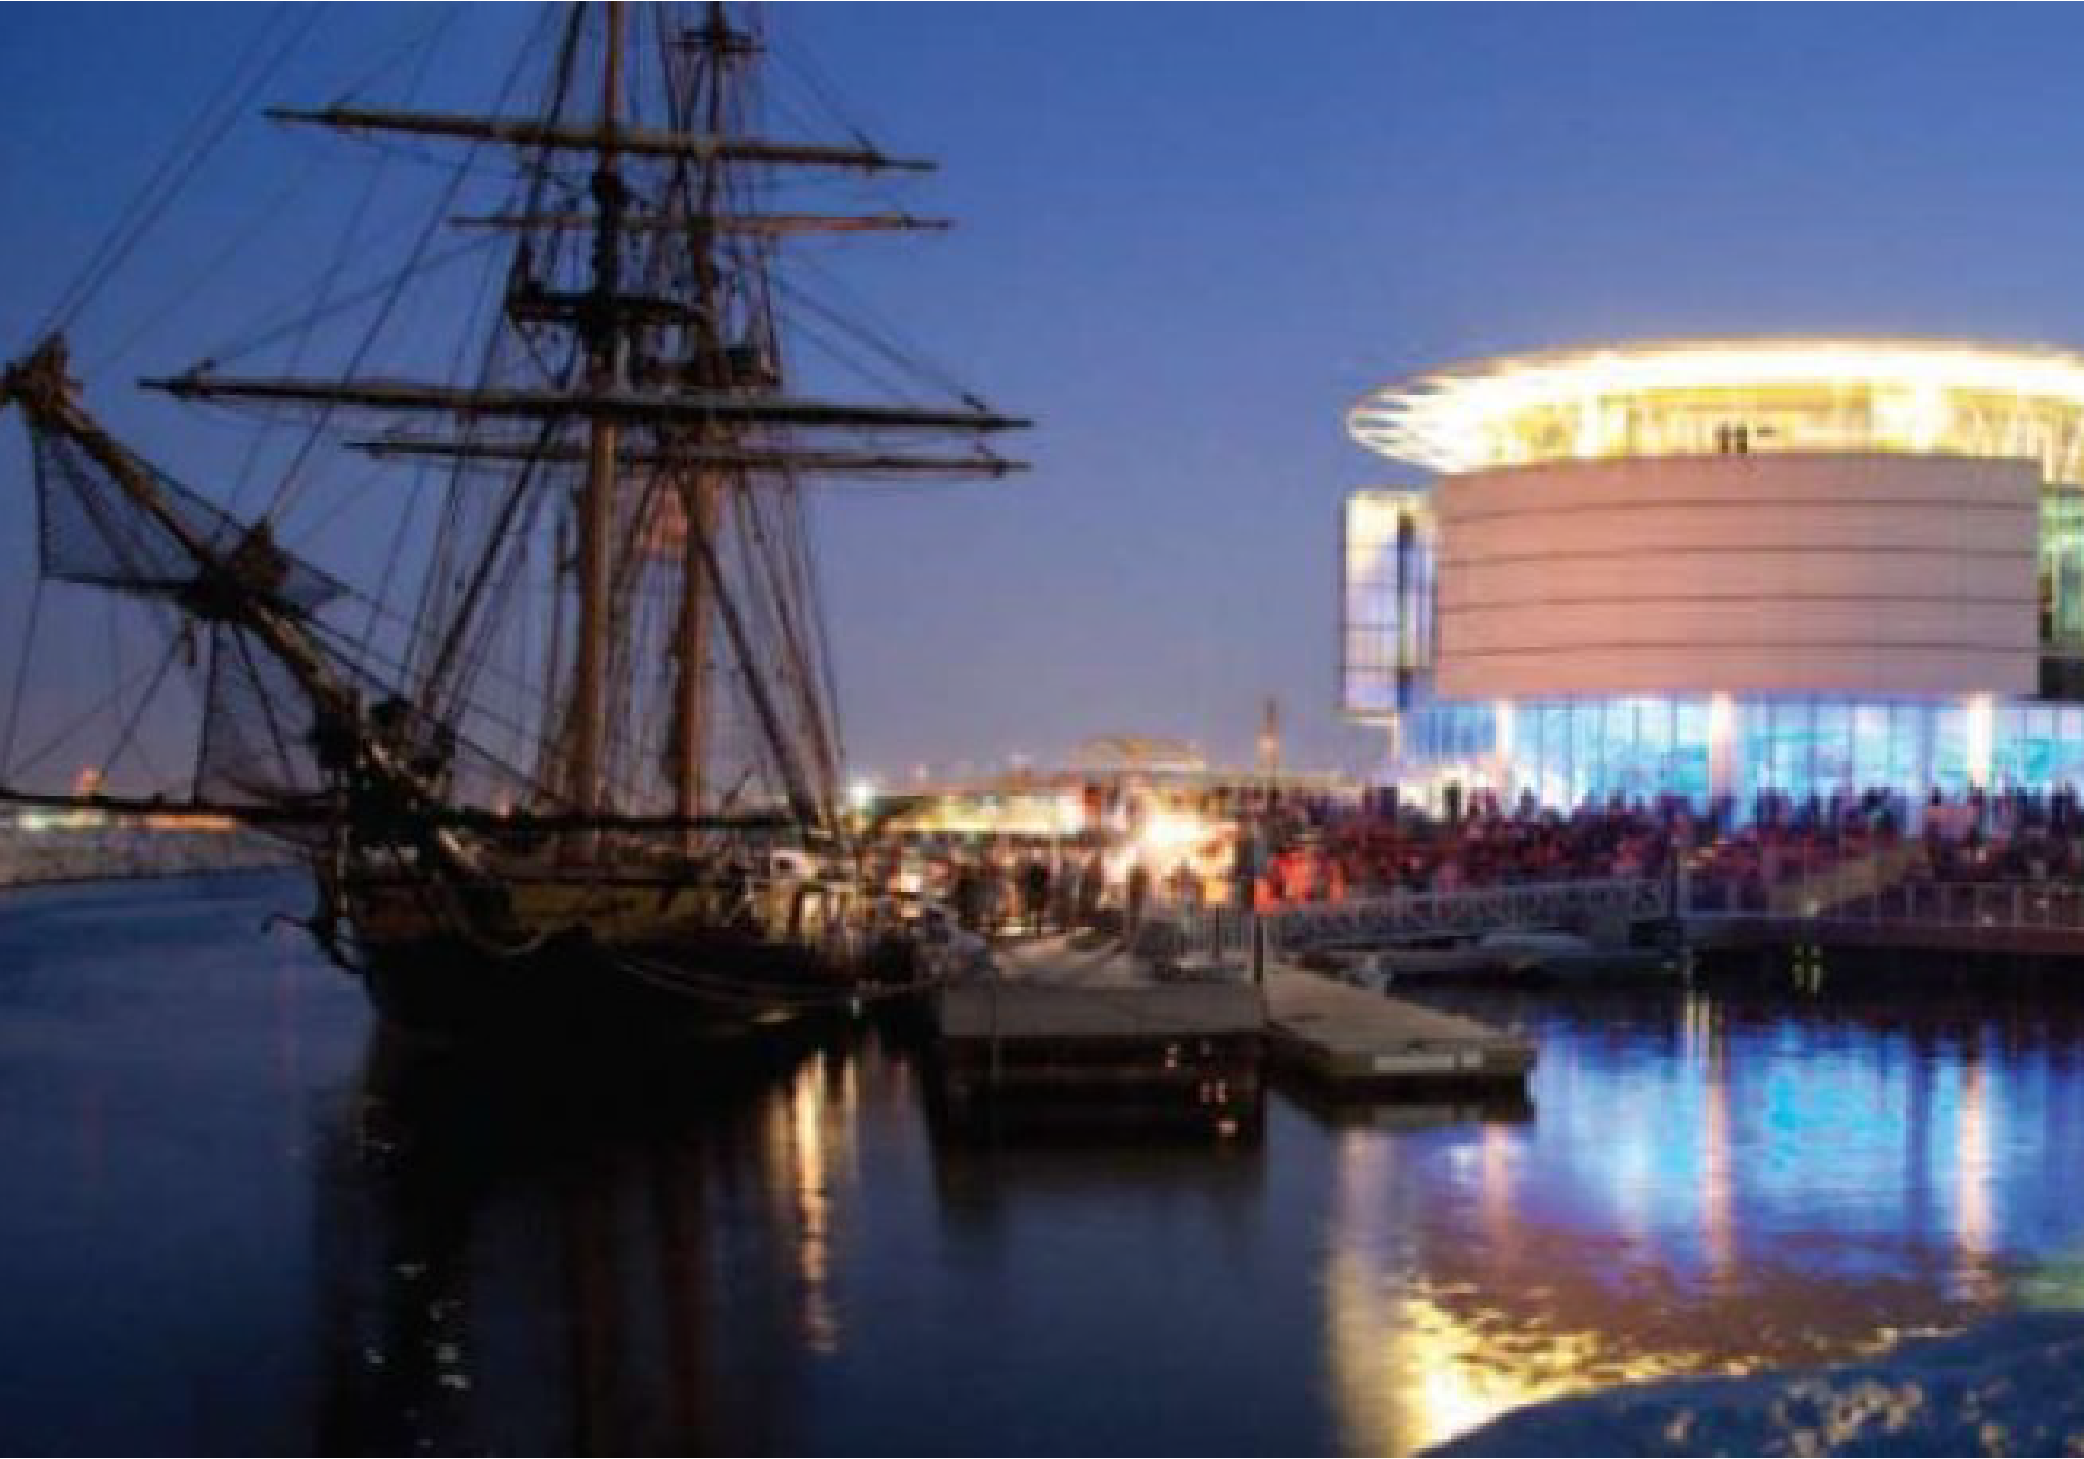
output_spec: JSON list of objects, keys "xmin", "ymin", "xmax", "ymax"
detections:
[
  {"xmin": 929, "ymin": 932, "xmax": 1536, "ymax": 1131},
  {"xmin": 934, "ymin": 960, "xmax": 1263, "ymax": 1135},
  {"xmin": 1262, "ymin": 966, "xmax": 1537, "ymax": 1092}
]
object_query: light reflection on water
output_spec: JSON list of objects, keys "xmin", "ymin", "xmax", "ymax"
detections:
[
  {"xmin": 1317, "ymin": 978, "xmax": 2082, "ymax": 1453},
  {"xmin": 764, "ymin": 1052, "xmax": 852, "ymax": 1356},
  {"xmin": 2, "ymin": 874, "xmax": 2083, "ymax": 1454}
]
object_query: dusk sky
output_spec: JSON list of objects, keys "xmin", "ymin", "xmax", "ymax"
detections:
[{"xmin": 11, "ymin": 4, "xmax": 2084, "ymax": 788}]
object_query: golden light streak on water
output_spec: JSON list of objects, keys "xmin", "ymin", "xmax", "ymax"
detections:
[
  {"xmin": 1322, "ymin": 1125, "xmax": 1706, "ymax": 1454},
  {"xmin": 762, "ymin": 1050, "xmax": 860, "ymax": 1356}
]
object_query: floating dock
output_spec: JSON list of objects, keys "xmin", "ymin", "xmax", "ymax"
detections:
[
  {"xmin": 929, "ymin": 934, "xmax": 1536, "ymax": 1129},
  {"xmin": 934, "ymin": 974, "xmax": 1264, "ymax": 1135},
  {"xmin": 1262, "ymin": 966, "xmax": 1537, "ymax": 1094}
]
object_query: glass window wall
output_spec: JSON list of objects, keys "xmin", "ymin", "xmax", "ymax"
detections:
[
  {"xmin": 1409, "ymin": 693, "xmax": 2084, "ymax": 812},
  {"xmin": 1342, "ymin": 491, "xmax": 1433, "ymax": 720}
]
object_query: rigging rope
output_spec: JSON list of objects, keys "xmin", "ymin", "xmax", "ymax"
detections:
[
  {"xmin": 771, "ymin": 267, "xmax": 977, "ymax": 407},
  {"xmin": 387, "ymin": 12, "xmax": 580, "ymax": 738},
  {"xmin": 345, "ymin": 192, "xmax": 507, "ymax": 689},
  {"xmin": 5, "ymin": 653, "xmax": 183, "ymax": 784},
  {"xmin": 99, "ymin": 633, "xmax": 185, "ymax": 792},
  {"xmin": 31, "ymin": 4, "xmax": 313, "ymax": 347},
  {"xmin": 0, "ymin": 577, "xmax": 47, "ymax": 782},
  {"xmin": 299, "ymin": 617, "xmax": 553, "ymax": 795},
  {"xmin": 196, "ymin": 237, "xmax": 500, "ymax": 375},
  {"xmin": 84, "ymin": 161, "xmax": 321, "ymax": 380},
  {"xmin": 264, "ymin": 21, "xmax": 459, "ymax": 525}
]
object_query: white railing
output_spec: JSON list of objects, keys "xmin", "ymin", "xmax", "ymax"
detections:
[
  {"xmin": 1149, "ymin": 877, "xmax": 1671, "ymax": 964},
  {"xmin": 1265, "ymin": 877, "xmax": 1669, "ymax": 954},
  {"xmin": 1151, "ymin": 870, "xmax": 2084, "ymax": 956},
  {"xmin": 1139, "ymin": 903, "xmax": 1256, "ymax": 970}
]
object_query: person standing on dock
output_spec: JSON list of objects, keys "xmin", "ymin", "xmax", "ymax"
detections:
[
  {"xmin": 1232, "ymin": 815, "xmax": 1264, "ymax": 915},
  {"xmin": 1077, "ymin": 850, "xmax": 1105, "ymax": 929},
  {"xmin": 1126, "ymin": 860, "xmax": 1152, "ymax": 944},
  {"xmin": 1051, "ymin": 849, "xmax": 1078, "ymax": 931},
  {"xmin": 1021, "ymin": 853, "xmax": 1050, "ymax": 936},
  {"xmin": 980, "ymin": 847, "xmax": 1006, "ymax": 937},
  {"xmin": 1169, "ymin": 859, "xmax": 1200, "ymax": 911},
  {"xmin": 953, "ymin": 856, "xmax": 983, "ymax": 932}
]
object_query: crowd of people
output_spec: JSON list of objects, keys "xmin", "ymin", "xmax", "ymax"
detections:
[
  {"xmin": 865, "ymin": 783, "xmax": 2084, "ymax": 940},
  {"xmin": 1287, "ymin": 785, "xmax": 2084, "ymax": 912},
  {"xmin": 865, "ymin": 841, "xmax": 1134, "ymax": 938},
  {"xmin": 1307, "ymin": 801, "xmax": 1678, "ymax": 900}
]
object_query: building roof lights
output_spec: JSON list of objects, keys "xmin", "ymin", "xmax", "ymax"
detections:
[{"xmin": 1350, "ymin": 337, "xmax": 2084, "ymax": 484}]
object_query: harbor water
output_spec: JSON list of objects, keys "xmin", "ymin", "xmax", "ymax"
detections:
[{"xmin": 3, "ymin": 873, "xmax": 2082, "ymax": 1455}]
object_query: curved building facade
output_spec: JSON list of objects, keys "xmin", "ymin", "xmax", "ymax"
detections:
[{"xmin": 1343, "ymin": 338, "xmax": 2084, "ymax": 807}]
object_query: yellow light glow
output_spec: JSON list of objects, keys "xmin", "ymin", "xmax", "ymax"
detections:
[
  {"xmin": 1350, "ymin": 336, "xmax": 2084, "ymax": 484},
  {"xmin": 141, "ymin": 812, "xmax": 238, "ymax": 832},
  {"xmin": 1965, "ymin": 692, "xmax": 1995, "ymax": 788},
  {"xmin": 1707, "ymin": 693, "xmax": 1736, "ymax": 800},
  {"xmin": 1136, "ymin": 807, "xmax": 1219, "ymax": 863},
  {"xmin": 888, "ymin": 792, "xmax": 1083, "ymax": 837}
]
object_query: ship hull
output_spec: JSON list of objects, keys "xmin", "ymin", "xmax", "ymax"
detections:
[
  {"xmin": 358, "ymin": 928, "xmax": 853, "ymax": 1046},
  {"xmin": 337, "ymin": 861, "xmax": 881, "ymax": 1046}
]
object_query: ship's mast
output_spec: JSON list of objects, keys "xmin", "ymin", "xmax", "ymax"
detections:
[
  {"xmin": 570, "ymin": 0, "xmax": 626, "ymax": 818},
  {"xmin": 674, "ymin": 2, "xmax": 733, "ymax": 833},
  {"xmin": 128, "ymin": 0, "xmax": 1030, "ymax": 833}
]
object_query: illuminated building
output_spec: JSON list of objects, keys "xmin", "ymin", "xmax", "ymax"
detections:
[{"xmin": 1342, "ymin": 338, "xmax": 2084, "ymax": 807}]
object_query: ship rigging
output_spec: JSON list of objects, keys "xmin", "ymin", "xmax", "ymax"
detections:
[{"xmin": 0, "ymin": 2, "xmax": 1027, "ymax": 1037}]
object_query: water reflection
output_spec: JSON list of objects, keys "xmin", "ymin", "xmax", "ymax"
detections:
[
  {"xmin": 764, "ymin": 1050, "xmax": 860, "ymax": 1355},
  {"xmin": 316, "ymin": 1027, "xmax": 876, "ymax": 1454},
  {"xmin": 1322, "ymin": 1117, "xmax": 1690, "ymax": 1456},
  {"xmin": 1957, "ymin": 1052, "xmax": 1994, "ymax": 1298},
  {"xmin": 7, "ymin": 878, "xmax": 2084, "ymax": 1455},
  {"xmin": 1315, "ymin": 980, "xmax": 2084, "ymax": 1453},
  {"xmin": 318, "ymin": 1023, "xmax": 1278, "ymax": 1454},
  {"xmin": 1694, "ymin": 992, "xmax": 1735, "ymax": 1285}
]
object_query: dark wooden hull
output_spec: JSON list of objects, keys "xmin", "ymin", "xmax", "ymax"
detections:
[
  {"xmin": 333, "ymin": 854, "xmax": 886, "ymax": 1046},
  {"xmin": 358, "ymin": 927, "xmax": 865, "ymax": 1046}
]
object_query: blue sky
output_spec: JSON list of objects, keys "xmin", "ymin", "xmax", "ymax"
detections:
[{"xmin": 8, "ymin": 4, "xmax": 2084, "ymax": 788}]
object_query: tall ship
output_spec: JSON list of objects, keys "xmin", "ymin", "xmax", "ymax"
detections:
[{"xmin": 0, "ymin": 3, "xmax": 1026, "ymax": 1038}]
